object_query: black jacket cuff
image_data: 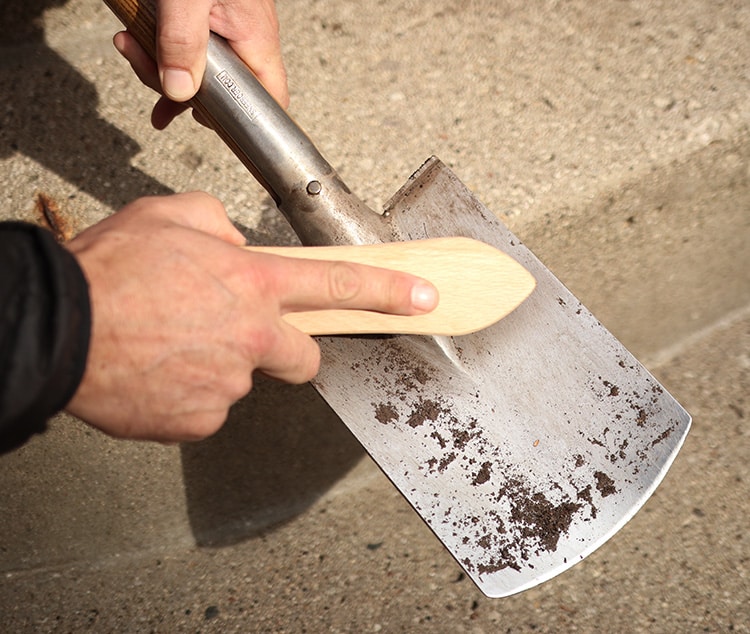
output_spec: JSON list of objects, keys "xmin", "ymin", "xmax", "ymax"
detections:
[{"xmin": 0, "ymin": 222, "xmax": 91, "ymax": 452}]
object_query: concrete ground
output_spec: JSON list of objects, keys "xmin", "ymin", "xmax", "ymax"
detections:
[{"xmin": 1, "ymin": 0, "xmax": 748, "ymax": 632}]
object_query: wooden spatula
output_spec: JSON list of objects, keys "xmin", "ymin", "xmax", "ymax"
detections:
[{"xmin": 246, "ymin": 237, "xmax": 535, "ymax": 336}]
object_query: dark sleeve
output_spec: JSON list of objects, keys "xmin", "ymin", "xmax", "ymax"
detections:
[{"xmin": 0, "ymin": 222, "xmax": 91, "ymax": 453}]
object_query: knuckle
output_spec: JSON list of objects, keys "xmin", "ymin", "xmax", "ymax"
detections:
[
  {"xmin": 298, "ymin": 341, "xmax": 322, "ymax": 382},
  {"xmin": 192, "ymin": 191, "xmax": 225, "ymax": 217},
  {"xmin": 328, "ymin": 262, "xmax": 361, "ymax": 303},
  {"xmin": 225, "ymin": 371, "xmax": 253, "ymax": 402},
  {"xmin": 157, "ymin": 25, "xmax": 193, "ymax": 54},
  {"xmin": 237, "ymin": 264, "xmax": 273, "ymax": 302},
  {"xmin": 183, "ymin": 410, "xmax": 230, "ymax": 441},
  {"xmin": 285, "ymin": 339, "xmax": 321, "ymax": 385},
  {"xmin": 243, "ymin": 325, "xmax": 278, "ymax": 364},
  {"xmin": 183, "ymin": 190, "xmax": 218, "ymax": 207}
]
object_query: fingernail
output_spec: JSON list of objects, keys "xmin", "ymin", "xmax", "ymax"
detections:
[
  {"xmin": 161, "ymin": 68, "xmax": 195, "ymax": 101},
  {"xmin": 411, "ymin": 281, "xmax": 439, "ymax": 312}
]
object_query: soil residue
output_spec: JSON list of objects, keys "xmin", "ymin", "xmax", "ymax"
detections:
[
  {"xmin": 651, "ymin": 424, "xmax": 676, "ymax": 447},
  {"xmin": 460, "ymin": 477, "xmax": 586, "ymax": 576},
  {"xmin": 603, "ymin": 380, "xmax": 620, "ymax": 397},
  {"xmin": 594, "ymin": 471, "xmax": 618, "ymax": 497},
  {"xmin": 510, "ymin": 491, "xmax": 582, "ymax": 553},
  {"xmin": 430, "ymin": 430, "xmax": 447, "ymax": 449},
  {"xmin": 406, "ymin": 398, "xmax": 444, "ymax": 428},
  {"xmin": 472, "ymin": 461, "xmax": 493, "ymax": 486},
  {"xmin": 576, "ymin": 485, "xmax": 597, "ymax": 519},
  {"xmin": 635, "ymin": 408, "xmax": 648, "ymax": 426},
  {"xmin": 427, "ymin": 451, "xmax": 457, "ymax": 474},
  {"xmin": 450, "ymin": 419, "xmax": 479, "ymax": 450},
  {"xmin": 374, "ymin": 402, "xmax": 399, "ymax": 425}
]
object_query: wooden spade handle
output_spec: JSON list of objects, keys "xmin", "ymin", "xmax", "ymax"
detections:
[
  {"xmin": 103, "ymin": 0, "xmax": 156, "ymax": 57},
  {"xmin": 246, "ymin": 237, "xmax": 535, "ymax": 336}
]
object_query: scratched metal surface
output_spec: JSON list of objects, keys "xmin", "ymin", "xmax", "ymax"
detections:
[{"xmin": 312, "ymin": 158, "xmax": 691, "ymax": 598}]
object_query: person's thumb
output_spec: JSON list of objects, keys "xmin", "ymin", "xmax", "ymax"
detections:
[{"xmin": 156, "ymin": 0, "xmax": 211, "ymax": 101}]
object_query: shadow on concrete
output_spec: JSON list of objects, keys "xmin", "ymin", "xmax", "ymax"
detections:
[
  {"xmin": 0, "ymin": 0, "xmax": 172, "ymax": 211},
  {"xmin": 181, "ymin": 378, "xmax": 364, "ymax": 547}
]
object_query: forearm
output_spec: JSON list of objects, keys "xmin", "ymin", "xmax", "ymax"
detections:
[{"xmin": 0, "ymin": 222, "xmax": 91, "ymax": 452}]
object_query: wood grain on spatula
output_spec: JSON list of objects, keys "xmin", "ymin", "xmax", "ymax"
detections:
[{"xmin": 245, "ymin": 237, "xmax": 535, "ymax": 336}]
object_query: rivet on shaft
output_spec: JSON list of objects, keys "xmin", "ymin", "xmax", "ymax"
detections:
[{"xmin": 306, "ymin": 180, "xmax": 322, "ymax": 195}]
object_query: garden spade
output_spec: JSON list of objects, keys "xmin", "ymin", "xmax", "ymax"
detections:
[{"xmin": 105, "ymin": 0, "xmax": 691, "ymax": 598}]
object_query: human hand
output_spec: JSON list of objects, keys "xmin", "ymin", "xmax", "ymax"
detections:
[
  {"xmin": 113, "ymin": 0, "xmax": 289, "ymax": 130},
  {"xmin": 64, "ymin": 193, "xmax": 437, "ymax": 442}
]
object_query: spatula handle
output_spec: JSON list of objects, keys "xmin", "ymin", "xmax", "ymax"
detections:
[{"xmin": 103, "ymin": 0, "xmax": 389, "ymax": 246}]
